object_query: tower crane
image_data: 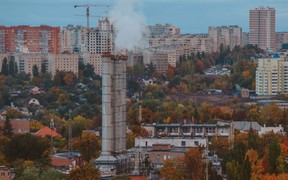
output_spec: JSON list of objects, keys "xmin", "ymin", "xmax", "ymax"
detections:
[{"xmin": 74, "ymin": 4, "xmax": 109, "ymax": 29}]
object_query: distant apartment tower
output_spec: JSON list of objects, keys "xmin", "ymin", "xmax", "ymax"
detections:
[
  {"xmin": 0, "ymin": 25, "xmax": 60, "ymax": 54},
  {"xmin": 256, "ymin": 55, "xmax": 288, "ymax": 95},
  {"xmin": 249, "ymin": 7, "xmax": 276, "ymax": 51},
  {"xmin": 148, "ymin": 23, "xmax": 180, "ymax": 37},
  {"xmin": 208, "ymin": 26, "xmax": 242, "ymax": 52}
]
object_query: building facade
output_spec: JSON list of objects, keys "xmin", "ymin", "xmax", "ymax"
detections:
[
  {"xmin": 0, "ymin": 25, "xmax": 60, "ymax": 54},
  {"xmin": 208, "ymin": 26, "xmax": 242, "ymax": 52},
  {"xmin": 147, "ymin": 23, "xmax": 180, "ymax": 37},
  {"xmin": 249, "ymin": 7, "xmax": 276, "ymax": 51},
  {"xmin": 256, "ymin": 55, "xmax": 288, "ymax": 95},
  {"xmin": 48, "ymin": 53, "xmax": 79, "ymax": 77}
]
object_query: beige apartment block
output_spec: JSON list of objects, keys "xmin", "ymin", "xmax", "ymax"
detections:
[
  {"xmin": 256, "ymin": 56, "xmax": 288, "ymax": 95},
  {"xmin": 82, "ymin": 53, "xmax": 102, "ymax": 76},
  {"xmin": 14, "ymin": 53, "xmax": 47, "ymax": 76},
  {"xmin": 48, "ymin": 53, "xmax": 79, "ymax": 77},
  {"xmin": 249, "ymin": 7, "xmax": 276, "ymax": 51}
]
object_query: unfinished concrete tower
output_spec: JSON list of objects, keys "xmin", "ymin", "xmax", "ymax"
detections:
[{"xmin": 94, "ymin": 52, "xmax": 128, "ymax": 177}]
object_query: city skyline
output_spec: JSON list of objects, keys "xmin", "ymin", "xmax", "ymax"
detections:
[{"xmin": 1, "ymin": 0, "xmax": 287, "ymax": 34}]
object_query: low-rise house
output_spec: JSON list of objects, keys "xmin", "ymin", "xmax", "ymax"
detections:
[
  {"xmin": 259, "ymin": 124, "xmax": 285, "ymax": 136},
  {"xmin": 34, "ymin": 126, "xmax": 62, "ymax": 138},
  {"xmin": 0, "ymin": 166, "xmax": 13, "ymax": 180},
  {"xmin": 0, "ymin": 119, "xmax": 30, "ymax": 134}
]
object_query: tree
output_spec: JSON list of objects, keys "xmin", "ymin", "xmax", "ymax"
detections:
[
  {"xmin": 2, "ymin": 117, "xmax": 13, "ymax": 137},
  {"xmin": 4, "ymin": 134, "xmax": 49, "ymax": 162},
  {"xmin": 16, "ymin": 167, "xmax": 66, "ymax": 180},
  {"xmin": 226, "ymin": 160, "xmax": 241, "ymax": 180},
  {"xmin": 68, "ymin": 163, "xmax": 100, "ymax": 180},
  {"xmin": 184, "ymin": 147, "xmax": 204, "ymax": 180},
  {"xmin": 160, "ymin": 158, "xmax": 187, "ymax": 180},
  {"xmin": 246, "ymin": 149, "xmax": 263, "ymax": 180},
  {"xmin": 32, "ymin": 64, "xmax": 39, "ymax": 77},
  {"xmin": 268, "ymin": 137, "xmax": 283, "ymax": 174},
  {"xmin": 74, "ymin": 132, "xmax": 101, "ymax": 162},
  {"xmin": 9, "ymin": 59, "xmax": 15, "ymax": 76},
  {"xmin": 1, "ymin": 57, "xmax": 9, "ymax": 75}
]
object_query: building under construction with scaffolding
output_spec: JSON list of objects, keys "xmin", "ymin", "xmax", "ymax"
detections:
[{"xmin": 94, "ymin": 52, "xmax": 129, "ymax": 177}]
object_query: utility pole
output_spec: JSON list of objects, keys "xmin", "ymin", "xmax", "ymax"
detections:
[
  {"xmin": 50, "ymin": 118, "xmax": 54, "ymax": 154},
  {"xmin": 68, "ymin": 109, "xmax": 72, "ymax": 159},
  {"xmin": 138, "ymin": 91, "xmax": 142, "ymax": 175}
]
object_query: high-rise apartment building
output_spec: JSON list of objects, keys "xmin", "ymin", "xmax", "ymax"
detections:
[
  {"xmin": 88, "ymin": 18, "xmax": 114, "ymax": 54},
  {"xmin": 208, "ymin": 26, "xmax": 242, "ymax": 52},
  {"xmin": 0, "ymin": 25, "xmax": 60, "ymax": 54},
  {"xmin": 256, "ymin": 55, "xmax": 288, "ymax": 95},
  {"xmin": 249, "ymin": 7, "xmax": 276, "ymax": 51}
]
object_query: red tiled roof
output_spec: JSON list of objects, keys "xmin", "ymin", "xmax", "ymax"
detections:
[
  {"xmin": 51, "ymin": 156, "xmax": 73, "ymax": 167},
  {"xmin": 35, "ymin": 126, "xmax": 62, "ymax": 138}
]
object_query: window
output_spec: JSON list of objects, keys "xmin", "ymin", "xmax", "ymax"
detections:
[
  {"xmin": 1, "ymin": 173, "xmax": 5, "ymax": 177},
  {"xmin": 145, "ymin": 141, "xmax": 148, "ymax": 147},
  {"xmin": 194, "ymin": 141, "xmax": 199, "ymax": 146},
  {"xmin": 131, "ymin": 154, "xmax": 135, "ymax": 160},
  {"xmin": 181, "ymin": 141, "xmax": 186, "ymax": 146}
]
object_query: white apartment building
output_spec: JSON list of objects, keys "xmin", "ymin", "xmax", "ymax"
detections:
[
  {"xmin": 48, "ymin": 53, "xmax": 79, "ymax": 77},
  {"xmin": 147, "ymin": 23, "xmax": 180, "ymax": 37},
  {"xmin": 256, "ymin": 55, "xmax": 288, "ymax": 95},
  {"xmin": 208, "ymin": 25, "xmax": 242, "ymax": 52}
]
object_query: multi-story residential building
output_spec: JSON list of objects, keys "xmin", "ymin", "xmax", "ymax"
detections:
[
  {"xmin": 14, "ymin": 53, "xmax": 47, "ymax": 76},
  {"xmin": 144, "ymin": 52, "xmax": 168, "ymax": 74},
  {"xmin": 60, "ymin": 25, "xmax": 88, "ymax": 53},
  {"xmin": 147, "ymin": 23, "xmax": 180, "ymax": 37},
  {"xmin": 0, "ymin": 25, "xmax": 60, "ymax": 54},
  {"xmin": 256, "ymin": 55, "xmax": 288, "ymax": 95},
  {"xmin": 82, "ymin": 53, "xmax": 102, "ymax": 75},
  {"xmin": 88, "ymin": 18, "xmax": 114, "ymax": 54},
  {"xmin": 249, "ymin": 7, "xmax": 276, "ymax": 51},
  {"xmin": 208, "ymin": 26, "xmax": 242, "ymax": 52},
  {"xmin": 48, "ymin": 53, "xmax": 79, "ymax": 77},
  {"xmin": 276, "ymin": 32, "xmax": 288, "ymax": 50}
]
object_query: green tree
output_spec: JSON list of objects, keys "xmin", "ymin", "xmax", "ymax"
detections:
[
  {"xmin": 9, "ymin": 59, "xmax": 15, "ymax": 76},
  {"xmin": 2, "ymin": 117, "xmax": 13, "ymax": 137},
  {"xmin": 4, "ymin": 134, "xmax": 50, "ymax": 162},
  {"xmin": 268, "ymin": 137, "xmax": 283, "ymax": 174},
  {"xmin": 226, "ymin": 160, "xmax": 241, "ymax": 180},
  {"xmin": 32, "ymin": 65, "xmax": 39, "ymax": 77},
  {"xmin": 1, "ymin": 57, "xmax": 9, "ymax": 75},
  {"xmin": 68, "ymin": 163, "xmax": 100, "ymax": 180},
  {"xmin": 16, "ymin": 167, "xmax": 66, "ymax": 180}
]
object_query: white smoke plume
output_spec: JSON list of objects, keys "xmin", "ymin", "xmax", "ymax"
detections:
[{"xmin": 109, "ymin": 0, "xmax": 148, "ymax": 51}]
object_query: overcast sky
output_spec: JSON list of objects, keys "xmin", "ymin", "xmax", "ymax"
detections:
[{"xmin": 0, "ymin": 0, "xmax": 287, "ymax": 33}]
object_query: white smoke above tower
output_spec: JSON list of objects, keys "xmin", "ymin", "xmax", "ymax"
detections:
[{"xmin": 110, "ymin": 0, "xmax": 148, "ymax": 51}]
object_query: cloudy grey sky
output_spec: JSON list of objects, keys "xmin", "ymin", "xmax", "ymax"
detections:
[{"xmin": 0, "ymin": 0, "xmax": 287, "ymax": 33}]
